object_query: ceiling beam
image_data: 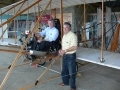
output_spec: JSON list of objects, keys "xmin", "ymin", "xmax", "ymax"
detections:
[{"xmin": 0, "ymin": 2, "xmax": 10, "ymax": 5}]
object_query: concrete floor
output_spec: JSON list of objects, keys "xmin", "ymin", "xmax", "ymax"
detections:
[{"xmin": 0, "ymin": 46, "xmax": 120, "ymax": 90}]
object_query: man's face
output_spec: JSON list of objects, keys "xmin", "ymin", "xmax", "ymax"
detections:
[
  {"xmin": 63, "ymin": 25, "xmax": 70, "ymax": 34},
  {"xmin": 48, "ymin": 20, "xmax": 54, "ymax": 28}
]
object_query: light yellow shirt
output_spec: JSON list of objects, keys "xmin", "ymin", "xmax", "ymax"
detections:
[{"xmin": 62, "ymin": 31, "xmax": 77, "ymax": 54}]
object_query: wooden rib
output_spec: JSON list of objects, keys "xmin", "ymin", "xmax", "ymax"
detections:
[
  {"xmin": 0, "ymin": 0, "xmax": 42, "ymax": 28},
  {"xmin": 0, "ymin": 1, "xmax": 26, "ymax": 40},
  {"xmin": 0, "ymin": 0, "xmax": 26, "ymax": 16},
  {"xmin": 0, "ymin": 0, "xmax": 50, "ymax": 89}
]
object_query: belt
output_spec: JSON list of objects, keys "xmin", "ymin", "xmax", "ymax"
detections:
[{"xmin": 64, "ymin": 53, "xmax": 76, "ymax": 55}]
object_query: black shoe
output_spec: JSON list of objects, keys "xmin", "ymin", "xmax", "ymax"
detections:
[{"xmin": 37, "ymin": 61, "xmax": 46, "ymax": 67}]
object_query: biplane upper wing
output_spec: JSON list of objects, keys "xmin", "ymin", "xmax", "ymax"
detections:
[{"xmin": 1, "ymin": 0, "xmax": 107, "ymax": 14}]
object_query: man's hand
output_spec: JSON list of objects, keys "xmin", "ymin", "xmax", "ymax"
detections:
[
  {"xmin": 59, "ymin": 50, "xmax": 66, "ymax": 56},
  {"xmin": 34, "ymin": 33, "xmax": 41, "ymax": 40},
  {"xmin": 44, "ymin": 39, "xmax": 50, "ymax": 41},
  {"xmin": 37, "ymin": 39, "xmax": 42, "ymax": 43},
  {"xmin": 34, "ymin": 33, "xmax": 40, "ymax": 36}
]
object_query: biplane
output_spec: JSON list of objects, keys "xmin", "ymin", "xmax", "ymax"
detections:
[{"xmin": 0, "ymin": 0, "xmax": 120, "ymax": 90}]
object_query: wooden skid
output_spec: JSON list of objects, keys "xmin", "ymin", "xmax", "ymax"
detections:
[{"xmin": 0, "ymin": 49, "xmax": 28, "ymax": 54}]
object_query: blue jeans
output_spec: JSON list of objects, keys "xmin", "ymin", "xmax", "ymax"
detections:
[{"xmin": 61, "ymin": 53, "xmax": 76, "ymax": 89}]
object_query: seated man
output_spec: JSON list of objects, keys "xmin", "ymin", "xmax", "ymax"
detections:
[{"xmin": 30, "ymin": 19, "xmax": 59, "ymax": 54}]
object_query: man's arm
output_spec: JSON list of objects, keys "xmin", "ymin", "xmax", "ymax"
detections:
[
  {"xmin": 65, "ymin": 46, "xmax": 77, "ymax": 52},
  {"xmin": 34, "ymin": 27, "xmax": 47, "ymax": 40},
  {"xmin": 39, "ymin": 27, "xmax": 47, "ymax": 36}
]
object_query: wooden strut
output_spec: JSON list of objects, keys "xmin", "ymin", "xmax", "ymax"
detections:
[
  {"xmin": 100, "ymin": 0, "xmax": 105, "ymax": 62},
  {"xmin": 19, "ymin": 74, "xmax": 60, "ymax": 90},
  {"xmin": 0, "ymin": 0, "xmax": 26, "ymax": 40},
  {"xmin": 82, "ymin": 0, "xmax": 87, "ymax": 46},
  {"xmin": 14, "ymin": 7, "xmax": 17, "ymax": 43},
  {"xmin": 0, "ymin": 0, "xmax": 26, "ymax": 16},
  {"xmin": 0, "ymin": 62, "xmax": 29, "ymax": 72},
  {"xmin": 60, "ymin": 0, "xmax": 63, "ymax": 38},
  {"xmin": 34, "ymin": 6, "xmax": 38, "ymax": 32},
  {"xmin": 59, "ymin": 0, "xmax": 63, "ymax": 70},
  {"xmin": 0, "ymin": 9, "xmax": 3, "ymax": 42},
  {"xmin": 0, "ymin": 0, "xmax": 42, "ymax": 28},
  {"xmin": 0, "ymin": 0, "xmax": 44, "ymax": 89},
  {"xmin": 27, "ymin": 0, "xmax": 30, "ymax": 30},
  {"xmin": 0, "ymin": 49, "xmax": 28, "ymax": 54},
  {"xmin": 35, "ymin": 55, "xmax": 60, "ymax": 85},
  {"xmin": 50, "ymin": 1, "xmax": 52, "ymax": 17},
  {"xmin": 37, "ymin": 2, "xmax": 40, "ymax": 31}
]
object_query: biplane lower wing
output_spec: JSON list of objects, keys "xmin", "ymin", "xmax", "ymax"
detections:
[{"xmin": 76, "ymin": 47, "xmax": 120, "ymax": 70}]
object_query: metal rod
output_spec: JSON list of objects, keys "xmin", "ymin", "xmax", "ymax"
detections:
[{"xmin": 39, "ymin": 65, "xmax": 60, "ymax": 74}]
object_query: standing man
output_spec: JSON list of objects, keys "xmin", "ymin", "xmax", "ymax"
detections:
[{"xmin": 59, "ymin": 22, "xmax": 77, "ymax": 90}]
